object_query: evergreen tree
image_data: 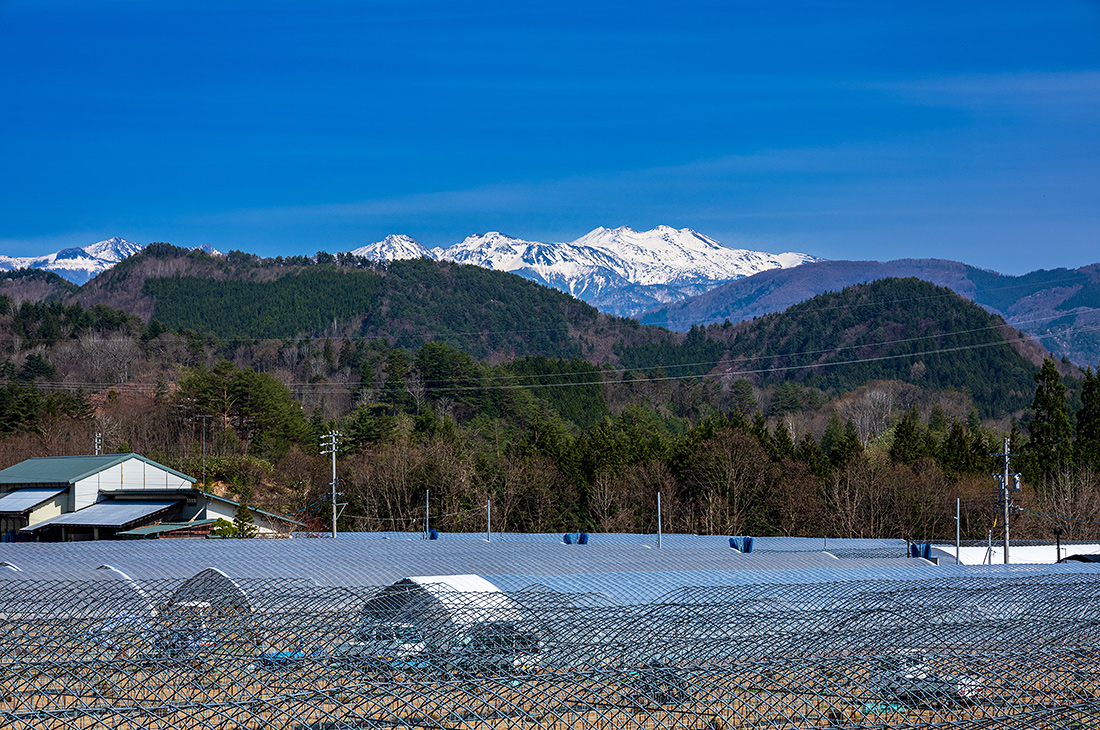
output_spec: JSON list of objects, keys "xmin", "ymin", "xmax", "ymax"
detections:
[
  {"xmin": 233, "ymin": 503, "xmax": 258, "ymax": 538},
  {"xmin": 1077, "ymin": 367, "xmax": 1100, "ymax": 471},
  {"xmin": 820, "ymin": 411, "xmax": 845, "ymax": 461},
  {"xmin": 890, "ymin": 407, "xmax": 923, "ymax": 465},
  {"xmin": 728, "ymin": 379, "xmax": 757, "ymax": 416},
  {"xmin": 772, "ymin": 422, "xmax": 796, "ymax": 460},
  {"xmin": 928, "ymin": 404, "xmax": 948, "ymax": 434},
  {"xmin": 1025, "ymin": 358, "xmax": 1074, "ymax": 485},
  {"xmin": 940, "ymin": 420, "xmax": 971, "ymax": 476}
]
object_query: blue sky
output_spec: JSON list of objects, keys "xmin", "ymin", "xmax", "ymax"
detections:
[{"xmin": 1, "ymin": 1, "xmax": 1097, "ymax": 273}]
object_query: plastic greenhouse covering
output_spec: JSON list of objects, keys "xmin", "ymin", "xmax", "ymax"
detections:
[{"xmin": 1, "ymin": 542, "xmax": 1100, "ymax": 729}]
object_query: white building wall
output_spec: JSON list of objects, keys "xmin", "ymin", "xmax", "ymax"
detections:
[
  {"xmin": 73, "ymin": 473, "xmax": 105, "ymax": 510},
  {"xmin": 97, "ymin": 458, "xmax": 191, "ymax": 494},
  {"xmin": 27, "ymin": 493, "xmax": 66, "ymax": 526}
]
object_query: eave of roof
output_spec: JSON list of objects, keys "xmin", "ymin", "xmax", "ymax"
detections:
[
  {"xmin": 0, "ymin": 487, "xmax": 67, "ymax": 514},
  {"xmin": 20, "ymin": 499, "xmax": 181, "ymax": 531},
  {"xmin": 116, "ymin": 519, "xmax": 218, "ymax": 537},
  {"xmin": 0, "ymin": 453, "xmax": 195, "ymax": 486}
]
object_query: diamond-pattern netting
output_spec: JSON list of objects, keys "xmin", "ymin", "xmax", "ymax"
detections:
[{"xmin": 2, "ymin": 571, "xmax": 1099, "ymax": 729}]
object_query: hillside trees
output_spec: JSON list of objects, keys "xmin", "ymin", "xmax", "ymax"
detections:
[
  {"xmin": 1023, "ymin": 358, "xmax": 1074, "ymax": 486},
  {"xmin": 1077, "ymin": 367, "xmax": 1100, "ymax": 473},
  {"xmin": 175, "ymin": 360, "xmax": 311, "ymax": 460}
]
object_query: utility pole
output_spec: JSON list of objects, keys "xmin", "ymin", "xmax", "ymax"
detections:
[
  {"xmin": 486, "ymin": 499, "xmax": 491, "ymax": 543},
  {"xmin": 993, "ymin": 437, "xmax": 1020, "ymax": 564},
  {"xmin": 196, "ymin": 415, "xmax": 213, "ymax": 491},
  {"xmin": 321, "ymin": 431, "xmax": 341, "ymax": 538},
  {"xmin": 424, "ymin": 489, "xmax": 430, "ymax": 539}
]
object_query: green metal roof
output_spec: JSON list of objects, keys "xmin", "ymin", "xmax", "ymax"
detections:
[
  {"xmin": 0, "ymin": 454, "xmax": 195, "ymax": 486},
  {"xmin": 116, "ymin": 519, "xmax": 218, "ymax": 537}
]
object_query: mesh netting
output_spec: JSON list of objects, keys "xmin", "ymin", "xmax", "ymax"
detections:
[{"xmin": 2, "ymin": 571, "xmax": 1099, "ymax": 729}]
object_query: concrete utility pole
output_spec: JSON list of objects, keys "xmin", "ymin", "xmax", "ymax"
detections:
[
  {"xmin": 995, "ymin": 437, "xmax": 1020, "ymax": 564},
  {"xmin": 321, "ymin": 431, "xmax": 341, "ymax": 538},
  {"xmin": 197, "ymin": 415, "xmax": 213, "ymax": 491}
]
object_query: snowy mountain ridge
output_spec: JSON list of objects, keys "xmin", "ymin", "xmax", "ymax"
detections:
[
  {"xmin": 0, "ymin": 238, "xmax": 224, "ymax": 284},
  {"xmin": 351, "ymin": 225, "xmax": 818, "ymax": 317}
]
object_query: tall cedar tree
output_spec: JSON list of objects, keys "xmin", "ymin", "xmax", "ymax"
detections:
[
  {"xmin": 1078, "ymin": 367, "xmax": 1100, "ymax": 471},
  {"xmin": 1026, "ymin": 358, "xmax": 1074, "ymax": 486}
]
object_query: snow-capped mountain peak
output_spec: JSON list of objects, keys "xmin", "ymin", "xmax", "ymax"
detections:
[
  {"xmin": 350, "ymin": 234, "xmax": 433, "ymax": 261},
  {"xmin": 0, "ymin": 237, "xmax": 221, "ymax": 284},
  {"xmin": 82, "ymin": 236, "xmax": 145, "ymax": 263},
  {"xmin": 0, "ymin": 237, "xmax": 148, "ymax": 284}
]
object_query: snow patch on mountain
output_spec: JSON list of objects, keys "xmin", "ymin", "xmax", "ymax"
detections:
[
  {"xmin": 0, "ymin": 237, "xmax": 145, "ymax": 284},
  {"xmin": 349, "ymin": 234, "xmax": 433, "ymax": 261},
  {"xmin": 0, "ymin": 237, "xmax": 225, "ymax": 284},
  {"xmin": 349, "ymin": 226, "xmax": 817, "ymax": 317}
]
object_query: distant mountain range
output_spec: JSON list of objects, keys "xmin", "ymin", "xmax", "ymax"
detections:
[
  {"xmin": 5, "ymin": 232, "xmax": 1097, "ymax": 367},
  {"xmin": 0, "ymin": 238, "xmax": 222, "ymax": 284},
  {"xmin": 350, "ymin": 226, "xmax": 817, "ymax": 317},
  {"xmin": 640, "ymin": 258, "xmax": 1100, "ymax": 367}
]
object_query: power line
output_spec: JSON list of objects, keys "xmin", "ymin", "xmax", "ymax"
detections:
[{"xmin": 10, "ymin": 321, "xmax": 1099, "ymax": 398}]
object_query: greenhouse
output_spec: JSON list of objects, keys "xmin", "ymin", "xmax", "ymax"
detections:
[{"xmin": 1, "ymin": 537, "xmax": 1099, "ymax": 728}]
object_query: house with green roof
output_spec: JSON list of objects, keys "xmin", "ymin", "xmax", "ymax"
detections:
[{"xmin": 0, "ymin": 454, "xmax": 301, "ymax": 541}]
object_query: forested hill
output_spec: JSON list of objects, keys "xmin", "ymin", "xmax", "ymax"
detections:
[
  {"xmin": 613, "ymin": 277, "xmax": 1047, "ymax": 416},
  {"xmin": 722, "ymin": 277, "xmax": 1039, "ymax": 415},
  {"xmin": 25, "ymin": 246, "xmax": 1061, "ymax": 418},
  {"xmin": 0, "ymin": 269, "xmax": 77, "ymax": 306},
  {"xmin": 68, "ymin": 244, "xmax": 656, "ymax": 361},
  {"xmin": 639, "ymin": 257, "xmax": 1100, "ymax": 368}
]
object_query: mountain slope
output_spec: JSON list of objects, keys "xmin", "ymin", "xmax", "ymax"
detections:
[
  {"xmin": 67, "ymin": 245, "xmax": 674, "ymax": 361},
  {"xmin": 350, "ymin": 226, "xmax": 816, "ymax": 317},
  {"xmin": 640, "ymin": 258, "xmax": 1100, "ymax": 367},
  {"xmin": 348, "ymin": 234, "xmax": 433, "ymax": 261},
  {"xmin": 626, "ymin": 278, "xmax": 1040, "ymax": 416},
  {"xmin": 0, "ymin": 237, "xmax": 145, "ymax": 284}
]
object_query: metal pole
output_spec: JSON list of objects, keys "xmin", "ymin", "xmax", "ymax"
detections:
[
  {"xmin": 487, "ymin": 499, "xmax": 491, "ymax": 543},
  {"xmin": 425, "ymin": 489, "xmax": 429, "ymax": 540},
  {"xmin": 330, "ymin": 434, "xmax": 337, "ymax": 539},
  {"xmin": 320, "ymin": 431, "xmax": 339, "ymax": 538},
  {"xmin": 955, "ymin": 497, "xmax": 961, "ymax": 565},
  {"xmin": 196, "ymin": 415, "xmax": 212, "ymax": 492},
  {"xmin": 656, "ymin": 492, "xmax": 662, "ymax": 549},
  {"xmin": 1003, "ymin": 439, "xmax": 1007, "ymax": 562},
  {"xmin": 1055, "ymin": 528, "xmax": 1062, "ymax": 563}
]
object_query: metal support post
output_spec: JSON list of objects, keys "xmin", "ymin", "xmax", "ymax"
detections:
[
  {"xmin": 1002, "ymin": 437, "xmax": 1011, "ymax": 564},
  {"xmin": 955, "ymin": 497, "xmax": 961, "ymax": 565},
  {"xmin": 656, "ymin": 492, "xmax": 662, "ymax": 549}
]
